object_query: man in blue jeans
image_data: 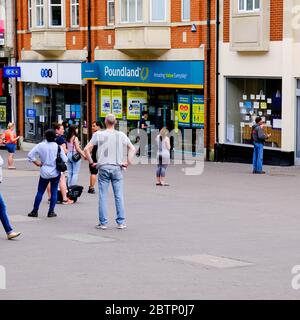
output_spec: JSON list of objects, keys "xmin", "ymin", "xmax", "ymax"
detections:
[
  {"xmin": 84, "ymin": 114, "xmax": 135, "ymax": 230},
  {"xmin": 252, "ymin": 117, "xmax": 271, "ymax": 174}
]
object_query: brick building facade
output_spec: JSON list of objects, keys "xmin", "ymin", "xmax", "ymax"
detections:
[{"xmin": 16, "ymin": 0, "xmax": 216, "ymax": 159}]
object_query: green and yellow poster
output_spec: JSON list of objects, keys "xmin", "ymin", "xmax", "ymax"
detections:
[
  {"xmin": 127, "ymin": 91, "xmax": 147, "ymax": 120},
  {"xmin": 0, "ymin": 106, "xmax": 6, "ymax": 122},
  {"xmin": 178, "ymin": 95, "xmax": 191, "ymax": 127},
  {"xmin": 99, "ymin": 89, "xmax": 111, "ymax": 118},
  {"xmin": 192, "ymin": 95, "xmax": 204, "ymax": 128},
  {"xmin": 111, "ymin": 89, "xmax": 123, "ymax": 119}
]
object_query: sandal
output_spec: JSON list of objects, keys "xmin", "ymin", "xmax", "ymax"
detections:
[
  {"xmin": 8, "ymin": 167, "xmax": 16, "ymax": 170},
  {"xmin": 156, "ymin": 183, "xmax": 162, "ymax": 186},
  {"xmin": 62, "ymin": 198, "xmax": 74, "ymax": 205},
  {"xmin": 161, "ymin": 182, "xmax": 170, "ymax": 186}
]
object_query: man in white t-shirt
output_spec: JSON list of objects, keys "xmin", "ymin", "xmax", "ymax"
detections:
[{"xmin": 84, "ymin": 114, "xmax": 135, "ymax": 230}]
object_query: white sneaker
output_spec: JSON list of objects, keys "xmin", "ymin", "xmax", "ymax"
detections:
[
  {"xmin": 96, "ymin": 224, "xmax": 107, "ymax": 230},
  {"xmin": 117, "ymin": 224, "xmax": 127, "ymax": 229}
]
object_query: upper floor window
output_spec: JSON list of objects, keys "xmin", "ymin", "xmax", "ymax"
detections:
[
  {"xmin": 49, "ymin": 0, "xmax": 63, "ymax": 27},
  {"xmin": 182, "ymin": 0, "xmax": 190, "ymax": 21},
  {"xmin": 36, "ymin": 0, "xmax": 44, "ymax": 27},
  {"xmin": 71, "ymin": 0, "xmax": 79, "ymax": 27},
  {"xmin": 107, "ymin": 0, "xmax": 115, "ymax": 25},
  {"xmin": 120, "ymin": 0, "xmax": 143, "ymax": 23},
  {"xmin": 150, "ymin": 0, "xmax": 167, "ymax": 22},
  {"xmin": 28, "ymin": 0, "xmax": 33, "ymax": 28},
  {"xmin": 238, "ymin": 0, "xmax": 260, "ymax": 12}
]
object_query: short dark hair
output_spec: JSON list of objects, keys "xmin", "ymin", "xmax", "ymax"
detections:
[
  {"xmin": 255, "ymin": 116, "xmax": 262, "ymax": 124},
  {"xmin": 92, "ymin": 121, "xmax": 103, "ymax": 129},
  {"xmin": 45, "ymin": 129, "xmax": 56, "ymax": 142},
  {"xmin": 52, "ymin": 122, "xmax": 63, "ymax": 131},
  {"xmin": 142, "ymin": 111, "xmax": 148, "ymax": 116}
]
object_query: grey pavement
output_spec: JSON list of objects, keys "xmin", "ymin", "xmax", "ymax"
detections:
[{"xmin": 1, "ymin": 151, "xmax": 300, "ymax": 299}]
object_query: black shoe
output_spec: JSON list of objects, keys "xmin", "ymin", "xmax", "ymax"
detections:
[
  {"xmin": 252, "ymin": 170, "xmax": 257, "ymax": 174},
  {"xmin": 48, "ymin": 212, "xmax": 57, "ymax": 218},
  {"xmin": 88, "ymin": 187, "xmax": 95, "ymax": 194},
  {"xmin": 28, "ymin": 210, "xmax": 38, "ymax": 218},
  {"xmin": 256, "ymin": 171, "xmax": 266, "ymax": 174}
]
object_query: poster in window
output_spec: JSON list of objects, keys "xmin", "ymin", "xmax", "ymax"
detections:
[
  {"xmin": 178, "ymin": 95, "xmax": 191, "ymax": 127},
  {"xmin": 0, "ymin": 105, "xmax": 6, "ymax": 122},
  {"xmin": 0, "ymin": 1, "xmax": 5, "ymax": 46},
  {"xmin": 111, "ymin": 89, "xmax": 123, "ymax": 119},
  {"xmin": 127, "ymin": 91, "xmax": 147, "ymax": 120},
  {"xmin": 100, "ymin": 89, "xmax": 111, "ymax": 118},
  {"xmin": 192, "ymin": 95, "xmax": 204, "ymax": 128}
]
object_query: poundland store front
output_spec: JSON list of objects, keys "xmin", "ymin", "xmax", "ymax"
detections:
[{"xmin": 82, "ymin": 60, "xmax": 205, "ymax": 138}]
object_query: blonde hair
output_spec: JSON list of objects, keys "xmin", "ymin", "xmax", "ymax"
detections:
[
  {"xmin": 7, "ymin": 122, "xmax": 15, "ymax": 129},
  {"xmin": 159, "ymin": 127, "xmax": 169, "ymax": 139}
]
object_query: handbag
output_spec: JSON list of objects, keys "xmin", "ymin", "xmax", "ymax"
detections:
[
  {"xmin": 56, "ymin": 145, "xmax": 67, "ymax": 172},
  {"xmin": 71, "ymin": 138, "xmax": 82, "ymax": 162}
]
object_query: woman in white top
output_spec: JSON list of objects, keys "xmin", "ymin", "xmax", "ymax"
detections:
[
  {"xmin": 0, "ymin": 155, "xmax": 21, "ymax": 239},
  {"xmin": 156, "ymin": 127, "xmax": 171, "ymax": 186},
  {"xmin": 28, "ymin": 129, "xmax": 68, "ymax": 218},
  {"xmin": 66, "ymin": 125, "xmax": 86, "ymax": 187}
]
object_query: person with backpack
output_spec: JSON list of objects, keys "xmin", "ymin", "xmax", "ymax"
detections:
[
  {"xmin": 27, "ymin": 129, "xmax": 68, "ymax": 218},
  {"xmin": 84, "ymin": 113, "xmax": 136, "ymax": 230},
  {"xmin": 66, "ymin": 125, "xmax": 87, "ymax": 187},
  {"xmin": 251, "ymin": 116, "xmax": 271, "ymax": 174},
  {"xmin": 4, "ymin": 122, "xmax": 20, "ymax": 169},
  {"xmin": 0, "ymin": 154, "xmax": 21, "ymax": 240},
  {"xmin": 88, "ymin": 121, "xmax": 103, "ymax": 194},
  {"xmin": 156, "ymin": 127, "xmax": 171, "ymax": 186}
]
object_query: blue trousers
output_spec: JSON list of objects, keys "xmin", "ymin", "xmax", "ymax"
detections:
[
  {"xmin": 156, "ymin": 164, "xmax": 168, "ymax": 177},
  {"xmin": 253, "ymin": 142, "xmax": 264, "ymax": 173},
  {"xmin": 67, "ymin": 152, "xmax": 81, "ymax": 187},
  {"xmin": 98, "ymin": 165, "xmax": 125, "ymax": 225},
  {"xmin": 0, "ymin": 192, "xmax": 13, "ymax": 234},
  {"xmin": 33, "ymin": 174, "xmax": 61, "ymax": 213}
]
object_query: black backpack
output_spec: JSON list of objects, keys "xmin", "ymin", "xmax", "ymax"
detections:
[
  {"xmin": 56, "ymin": 145, "xmax": 67, "ymax": 172},
  {"xmin": 68, "ymin": 185, "xmax": 84, "ymax": 202}
]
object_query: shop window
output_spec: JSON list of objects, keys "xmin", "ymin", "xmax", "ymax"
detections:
[
  {"xmin": 182, "ymin": 0, "xmax": 190, "ymax": 21},
  {"xmin": 150, "ymin": 0, "xmax": 167, "ymax": 22},
  {"xmin": 36, "ymin": 0, "xmax": 45, "ymax": 27},
  {"xmin": 28, "ymin": 0, "xmax": 33, "ymax": 29},
  {"xmin": 107, "ymin": 0, "xmax": 115, "ymax": 25},
  {"xmin": 120, "ymin": 0, "xmax": 143, "ymax": 23},
  {"xmin": 226, "ymin": 78, "xmax": 282, "ymax": 149},
  {"xmin": 49, "ymin": 0, "xmax": 63, "ymax": 27},
  {"xmin": 238, "ymin": 0, "xmax": 260, "ymax": 13},
  {"xmin": 71, "ymin": 0, "xmax": 79, "ymax": 27}
]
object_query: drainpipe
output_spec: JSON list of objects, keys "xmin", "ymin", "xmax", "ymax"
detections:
[
  {"xmin": 14, "ymin": 0, "xmax": 19, "ymax": 139},
  {"xmin": 216, "ymin": 0, "xmax": 220, "ymax": 145},
  {"xmin": 206, "ymin": 0, "xmax": 211, "ymax": 161},
  {"xmin": 87, "ymin": 0, "xmax": 92, "ymax": 140}
]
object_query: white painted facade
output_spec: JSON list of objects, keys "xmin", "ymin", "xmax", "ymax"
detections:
[{"xmin": 218, "ymin": 0, "xmax": 300, "ymax": 160}]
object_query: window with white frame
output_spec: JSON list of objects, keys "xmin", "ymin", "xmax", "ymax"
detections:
[
  {"xmin": 49, "ymin": 0, "xmax": 63, "ymax": 27},
  {"xmin": 182, "ymin": 0, "xmax": 190, "ymax": 21},
  {"xmin": 238, "ymin": 0, "xmax": 260, "ymax": 12},
  {"xmin": 107, "ymin": 0, "xmax": 115, "ymax": 25},
  {"xmin": 150, "ymin": 0, "xmax": 167, "ymax": 22},
  {"xmin": 36, "ymin": 0, "xmax": 44, "ymax": 27},
  {"xmin": 28, "ymin": 0, "xmax": 32, "ymax": 28},
  {"xmin": 71, "ymin": 0, "xmax": 79, "ymax": 27},
  {"xmin": 120, "ymin": 0, "xmax": 143, "ymax": 23}
]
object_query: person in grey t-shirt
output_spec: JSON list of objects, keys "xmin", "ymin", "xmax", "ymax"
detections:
[{"xmin": 84, "ymin": 114, "xmax": 135, "ymax": 230}]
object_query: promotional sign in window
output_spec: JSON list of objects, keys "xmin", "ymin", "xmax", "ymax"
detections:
[
  {"xmin": 192, "ymin": 95, "xmax": 204, "ymax": 128},
  {"xmin": 111, "ymin": 89, "xmax": 123, "ymax": 119},
  {"xmin": 127, "ymin": 91, "xmax": 147, "ymax": 120},
  {"xmin": 100, "ymin": 89, "xmax": 111, "ymax": 118},
  {"xmin": 178, "ymin": 95, "xmax": 191, "ymax": 127},
  {"xmin": 0, "ymin": 105, "xmax": 6, "ymax": 122}
]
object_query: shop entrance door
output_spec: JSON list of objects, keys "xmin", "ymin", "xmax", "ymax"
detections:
[{"xmin": 156, "ymin": 102, "xmax": 173, "ymax": 130}]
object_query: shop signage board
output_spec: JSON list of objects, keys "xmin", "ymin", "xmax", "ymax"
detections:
[
  {"xmin": 178, "ymin": 95, "xmax": 191, "ymax": 127},
  {"xmin": 192, "ymin": 95, "xmax": 204, "ymax": 128},
  {"xmin": 82, "ymin": 63, "xmax": 99, "ymax": 80},
  {"xmin": 100, "ymin": 89, "xmax": 111, "ymax": 117},
  {"xmin": 3, "ymin": 67, "xmax": 21, "ymax": 78},
  {"xmin": 26, "ymin": 108, "xmax": 36, "ymax": 119},
  {"xmin": 89, "ymin": 61, "xmax": 204, "ymax": 88},
  {"xmin": 127, "ymin": 91, "xmax": 147, "ymax": 120},
  {"xmin": 111, "ymin": 89, "xmax": 123, "ymax": 119}
]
